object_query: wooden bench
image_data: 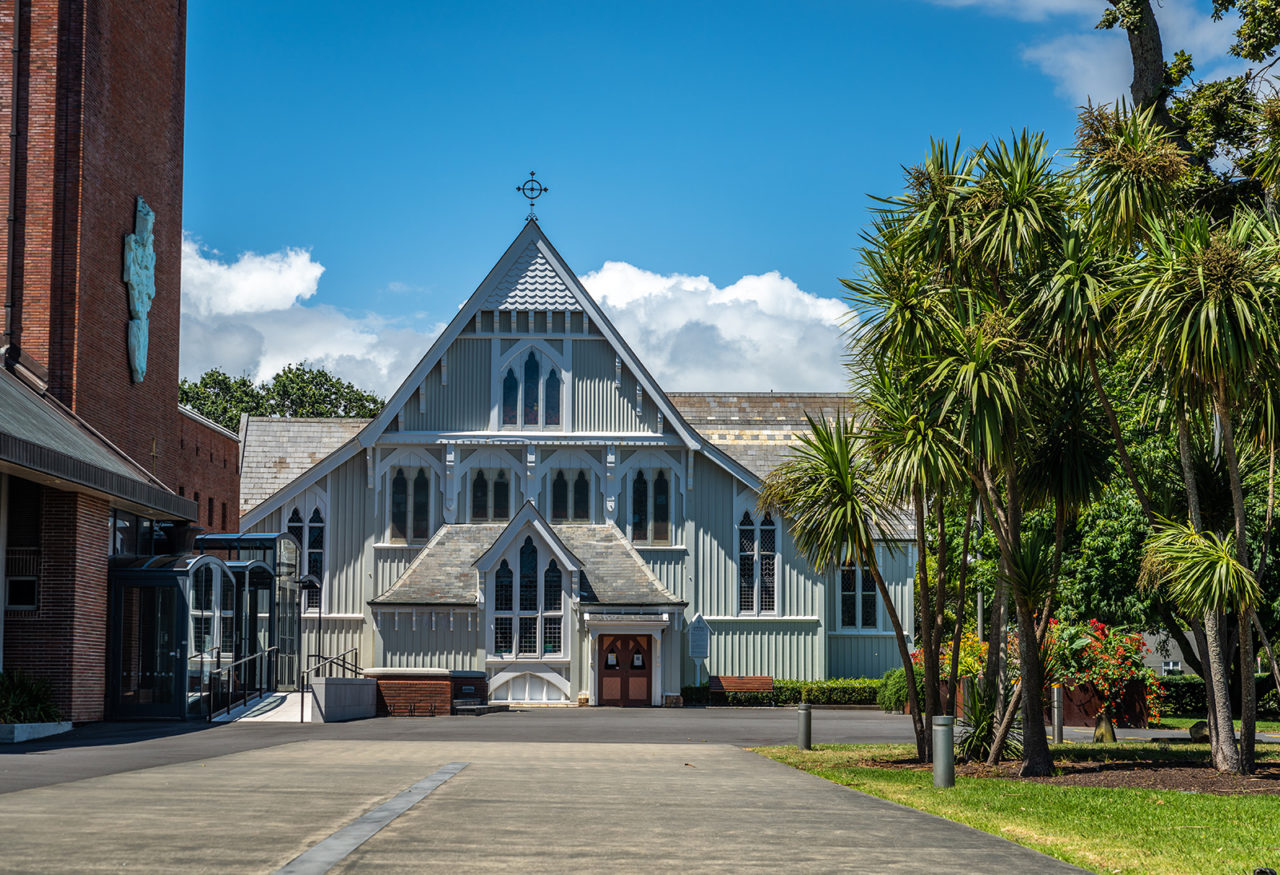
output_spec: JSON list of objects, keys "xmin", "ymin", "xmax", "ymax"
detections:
[
  {"xmin": 709, "ymin": 675, "xmax": 774, "ymax": 704},
  {"xmin": 710, "ymin": 675, "xmax": 774, "ymax": 693}
]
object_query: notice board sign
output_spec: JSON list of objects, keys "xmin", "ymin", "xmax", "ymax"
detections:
[{"xmin": 688, "ymin": 614, "xmax": 711, "ymax": 662}]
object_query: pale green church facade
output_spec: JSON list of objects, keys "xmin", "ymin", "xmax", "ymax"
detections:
[{"xmin": 239, "ymin": 221, "xmax": 914, "ymax": 705}]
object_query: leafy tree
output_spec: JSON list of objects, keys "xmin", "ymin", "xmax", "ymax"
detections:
[{"xmin": 180, "ymin": 364, "xmax": 384, "ymax": 432}]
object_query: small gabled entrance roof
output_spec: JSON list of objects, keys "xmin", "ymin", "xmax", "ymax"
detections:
[{"xmin": 371, "ymin": 506, "xmax": 685, "ymax": 610}]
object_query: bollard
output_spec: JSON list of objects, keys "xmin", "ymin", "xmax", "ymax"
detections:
[
  {"xmin": 932, "ymin": 716, "xmax": 955, "ymax": 788},
  {"xmin": 1052, "ymin": 684, "xmax": 1064, "ymax": 745},
  {"xmin": 797, "ymin": 702, "xmax": 812, "ymax": 750}
]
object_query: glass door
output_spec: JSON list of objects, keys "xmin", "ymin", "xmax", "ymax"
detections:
[{"xmin": 111, "ymin": 581, "xmax": 186, "ymax": 719}]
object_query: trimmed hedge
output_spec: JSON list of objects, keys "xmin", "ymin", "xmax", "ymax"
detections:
[
  {"xmin": 683, "ymin": 678, "xmax": 882, "ymax": 706},
  {"xmin": 1157, "ymin": 673, "xmax": 1278, "ymax": 718}
]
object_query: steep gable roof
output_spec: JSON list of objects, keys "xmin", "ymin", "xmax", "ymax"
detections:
[
  {"xmin": 238, "ymin": 416, "xmax": 369, "ymax": 516},
  {"xmin": 480, "ymin": 238, "xmax": 581, "ymax": 311}
]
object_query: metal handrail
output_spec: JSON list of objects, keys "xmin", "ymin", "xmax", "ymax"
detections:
[
  {"xmin": 208, "ymin": 646, "xmax": 278, "ymax": 721},
  {"xmin": 299, "ymin": 647, "xmax": 362, "ymax": 723},
  {"xmin": 302, "ymin": 647, "xmax": 361, "ymax": 682}
]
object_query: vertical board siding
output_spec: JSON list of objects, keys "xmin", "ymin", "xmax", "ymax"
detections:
[
  {"xmin": 376, "ymin": 610, "xmax": 480, "ymax": 671},
  {"xmin": 246, "ymin": 509, "xmax": 281, "ymax": 534},
  {"xmin": 571, "ymin": 339, "xmax": 660, "ymax": 432},
  {"xmin": 637, "ymin": 550, "xmax": 687, "ymax": 602},
  {"xmin": 826, "ymin": 635, "xmax": 902, "ymax": 679},
  {"xmin": 326, "ymin": 455, "xmax": 371, "ymax": 617},
  {"xmin": 403, "ymin": 337, "xmax": 491, "ymax": 431},
  {"xmin": 703, "ymin": 621, "xmax": 822, "ymax": 680},
  {"xmin": 374, "ymin": 546, "xmax": 422, "ymax": 597},
  {"xmin": 302, "ymin": 616, "xmax": 364, "ymax": 668},
  {"xmin": 688, "ymin": 456, "xmax": 736, "ymax": 618}
]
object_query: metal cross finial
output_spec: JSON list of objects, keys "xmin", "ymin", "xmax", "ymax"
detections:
[{"xmin": 517, "ymin": 171, "xmax": 548, "ymax": 221}]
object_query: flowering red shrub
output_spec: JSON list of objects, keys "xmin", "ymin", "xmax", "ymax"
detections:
[{"xmin": 1048, "ymin": 619, "xmax": 1164, "ymax": 723}]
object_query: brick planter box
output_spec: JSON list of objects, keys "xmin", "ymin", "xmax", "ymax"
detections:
[
  {"xmin": 1044, "ymin": 680, "xmax": 1150, "ymax": 728},
  {"xmin": 364, "ymin": 668, "xmax": 452, "ymax": 717}
]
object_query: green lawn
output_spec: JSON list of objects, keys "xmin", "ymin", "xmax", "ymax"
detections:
[
  {"xmin": 1155, "ymin": 715, "xmax": 1280, "ymax": 734},
  {"xmin": 755, "ymin": 742, "xmax": 1280, "ymax": 875}
]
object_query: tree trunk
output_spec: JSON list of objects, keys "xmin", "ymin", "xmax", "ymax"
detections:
[
  {"xmin": 914, "ymin": 487, "xmax": 939, "ymax": 755},
  {"xmin": 1179, "ymin": 406, "xmax": 1240, "ymax": 771},
  {"xmin": 1216, "ymin": 389, "xmax": 1255, "ymax": 774},
  {"xmin": 869, "ymin": 563, "xmax": 929, "ymax": 761},
  {"xmin": 946, "ymin": 500, "xmax": 976, "ymax": 717},
  {"xmin": 1015, "ymin": 591, "xmax": 1053, "ymax": 776},
  {"xmin": 1116, "ymin": 0, "xmax": 1178, "ymax": 133}
]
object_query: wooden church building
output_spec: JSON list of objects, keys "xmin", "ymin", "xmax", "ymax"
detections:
[{"xmin": 240, "ymin": 220, "xmax": 915, "ymax": 706}]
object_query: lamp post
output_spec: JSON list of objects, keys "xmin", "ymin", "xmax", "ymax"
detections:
[{"xmin": 298, "ymin": 578, "xmax": 321, "ymax": 723}]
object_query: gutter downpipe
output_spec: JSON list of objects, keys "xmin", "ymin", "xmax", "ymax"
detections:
[{"xmin": 3, "ymin": 0, "xmax": 21, "ymax": 361}]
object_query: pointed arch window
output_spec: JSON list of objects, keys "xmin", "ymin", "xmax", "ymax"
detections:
[
  {"xmin": 631, "ymin": 471, "xmax": 649, "ymax": 543},
  {"xmin": 523, "ymin": 352, "xmax": 540, "ymax": 425},
  {"xmin": 471, "ymin": 471, "xmax": 489, "ymax": 522},
  {"xmin": 543, "ymin": 560, "xmax": 563, "ymax": 654},
  {"xmin": 306, "ymin": 507, "xmax": 325, "ymax": 581},
  {"xmin": 551, "ymin": 471, "xmax": 569, "ymax": 521},
  {"xmin": 519, "ymin": 537, "xmax": 539, "ymax": 612},
  {"xmin": 390, "ymin": 469, "xmax": 409, "ymax": 542},
  {"xmin": 287, "ymin": 508, "xmax": 304, "ymax": 548},
  {"xmin": 493, "ymin": 470, "xmax": 510, "ymax": 520},
  {"xmin": 653, "ymin": 471, "xmax": 670, "ymax": 542},
  {"xmin": 502, "ymin": 369, "xmax": 519, "ymax": 426},
  {"xmin": 412, "ymin": 470, "xmax": 431, "ymax": 541},
  {"xmin": 737, "ymin": 509, "xmax": 776, "ymax": 615},
  {"xmin": 573, "ymin": 471, "xmax": 590, "ymax": 521},
  {"xmin": 545, "ymin": 370, "xmax": 561, "ymax": 426},
  {"xmin": 629, "ymin": 468, "xmax": 674, "ymax": 545},
  {"xmin": 738, "ymin": 511, "xmax": 756, "ymax": 612},
  {"xmin": 494, "ymin": 559, "xmax": 514, "ymax": 653}
]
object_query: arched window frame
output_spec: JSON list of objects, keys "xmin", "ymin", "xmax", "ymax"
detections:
[
  {"xmin": 487, "ymin": 533, "xmax": 568, "ymax": 660},
  {"xmin": 536, "ymin": 449, "xmax": 604, "ymax": 525},
  {"xmin": 285, "ymin": 486, "xmax": 329, "ymax": 610},
  {"xmin": 493, "ymin": 341, "xmax": 569, "ymax": 431},
  {"xmin": 377, "ymin": 449, "xmax": 443, "ymax": 545},
  {"xmin": 734, "ymin": 501, "xmax": 779, "ymax": 617},
  {"xmin": 623, "ymin": 466, "xmax": 677, "ymax": 546}
]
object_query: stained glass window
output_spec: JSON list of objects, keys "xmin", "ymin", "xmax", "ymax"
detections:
[
  {"xmin": 545, "ymin": 370, "xmax": 561, "ymax": 426},
  {"xmin": 653, "ymin": 471, "xmax": 670, "ymax": 542},
  {"xmin": 495, "ymin": 616, "xmax": 513, "ymax": 653},
  {"xmin": 543, "ymin": 560, "xmax": 561, "ymax": 611},
  {"xmin": 390, "ymin": 468, "xmax": 408, "ymax": 542},
  {"xmin": 523, "ymin": 352, "xmax": 540, "ymax": 424},
  {"xmin": 519, "ymin": 616, "xmax": 538, "ymax": 654},
  {"xmin": 502, "ymin": 369, "xmax": 518, "ymax": 426},
  {"xmin": 573, "ymin": 471, "xmax": 590, "ymax": 521},
  {"xmin": 412, "ymin": 469, "xmax": 430, "ymax": 541},
  {"xmin": 551, "ymin": 472, "xmax": 569, "ymax": 521},
  {"xmin": 495, "ymin": 560, "xmax": 513, "ymax": 611},
  {"xmin": 519, "ymin": 537, "xmax": 538, "ymax": 611},
  {"xmin": 632, "ymin": 471, "xmax": 648, "ymax": 542},
  {"xmin": 472, "ymin": 471, "xmax": 488, "ymax": 521}
]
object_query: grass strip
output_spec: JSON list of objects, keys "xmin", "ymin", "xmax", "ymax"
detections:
[{"xmin": 755, "ymin": 743, "xmax": 1280, "ymax": 875}]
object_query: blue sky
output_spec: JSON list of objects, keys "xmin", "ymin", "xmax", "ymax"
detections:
[{"xmin": 179, "ymin": 0, "xmax": 1247, "ymax": 395}]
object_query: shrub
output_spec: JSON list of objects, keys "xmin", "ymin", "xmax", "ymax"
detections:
[
  {"xmin": 0, "ymin": 671, "xmax": 61, "ymax": 724},
  {"xmin": 956, "ymin": 678, "xmax": 1021, "ymax": 762},
  {"xmin": 801, "ymin": 678, "xmax": 880, "ymax": 705},
  {"xmin": 681, "ymin": 683, "xmax": 708, "ymax": 705},
  {"xmin": 877, "ymin": 667, "xmax": 924, "ymax": 713}
]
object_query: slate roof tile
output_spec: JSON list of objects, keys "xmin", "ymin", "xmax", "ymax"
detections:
[{"xmin": 239, "ymin": 417, "xmax": 370, "ymax": 516}]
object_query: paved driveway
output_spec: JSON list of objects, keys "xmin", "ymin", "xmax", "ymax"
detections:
[{"xmin": 0, "ymin": 739, "xmax": 1083, "ymax": 873}]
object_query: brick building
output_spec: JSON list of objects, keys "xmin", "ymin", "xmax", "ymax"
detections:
[{"xmin": 0, "ymin": 1, "xmax": 240, "ymax": 722}]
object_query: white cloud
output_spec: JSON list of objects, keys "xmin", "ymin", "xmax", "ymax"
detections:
[
  {"xmin": 180, "ymin": 234, "xmax": 325, "ymax": 317},
  {"xmin": 927, "ymin": 0, "xmax": 1097, "ymax": 22},
  {"xmin": 581, "ymin": 262, "xmax": 851, "ymax": 392},
  {"xmin": 927, "ymin": 0, "xmax": 1248, "ymax": 106},
  {"xmin": 180, "ymin": 236, "xmax": 444, "ymax": 397},
  {"xmin": 181, "ymin": 236, "xmax": 853, "ymax": 399}
]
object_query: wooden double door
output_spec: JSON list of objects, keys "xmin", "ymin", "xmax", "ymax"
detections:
[{"xmin": 598, "ymin": 634, "xmax": 652, "ymax": 707}]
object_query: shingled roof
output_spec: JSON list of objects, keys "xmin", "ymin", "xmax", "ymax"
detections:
[
  {"xmin": 480, "ymin": 239, "xmax": 580, "ymax": 311},
  {"xmin": 238, "ymin": 416, "xmax": 370, "ymax": 516},
  {"xmin": 667, "ymin": 392, "xmax": 851, "ymax": 481},
  {"xmin": 371, "ymin": 517, "xmax": 683, "ymax": 608}
]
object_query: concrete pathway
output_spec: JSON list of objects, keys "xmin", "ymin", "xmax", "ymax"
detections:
[{"xmin": 0, "ymin": 740, "xmax": 1084, "ymax": 873}]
